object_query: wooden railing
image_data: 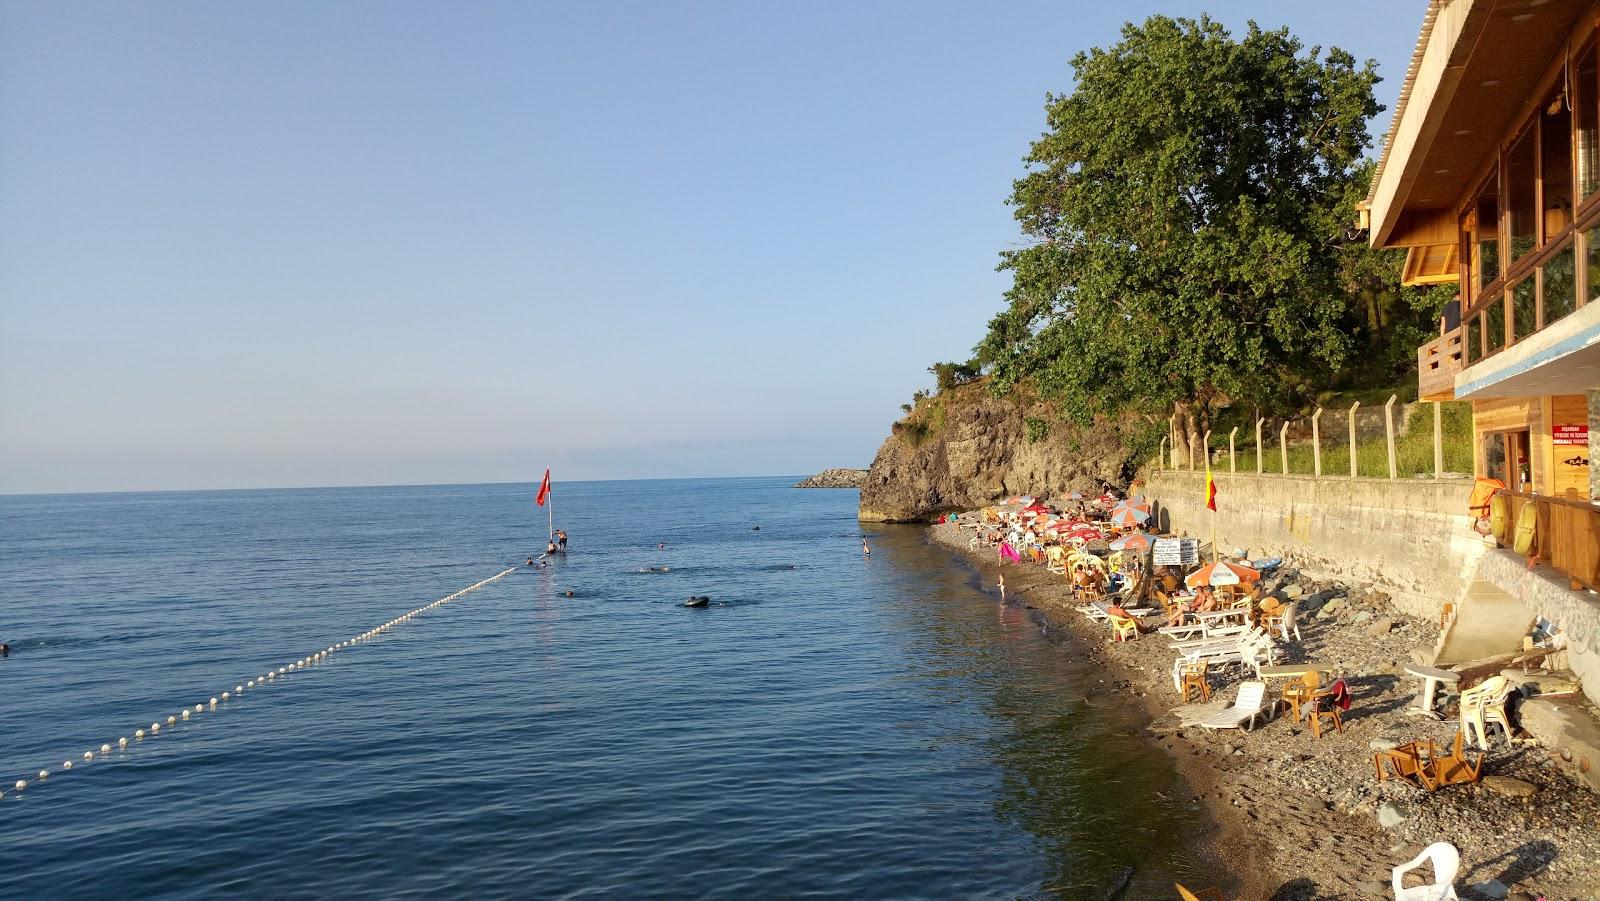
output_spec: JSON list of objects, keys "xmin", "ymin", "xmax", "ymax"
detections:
[
  {"xmin": 1501, "ymin": 491, "xmax": 1600, "ymax": 592},
  {"xmin": 1417, "ymin": 326, "xmax": 1463, "ymax": 402}
]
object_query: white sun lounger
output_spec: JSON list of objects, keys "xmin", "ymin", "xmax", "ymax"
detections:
[{"xmin": 1198, "ymin": 681, "xmax": 1271, "ymax": 731}]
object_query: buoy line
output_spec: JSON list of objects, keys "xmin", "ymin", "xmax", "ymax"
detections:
[{"xmin": 2, "ymin": 567, "xmax": 517, "ymax": 805}]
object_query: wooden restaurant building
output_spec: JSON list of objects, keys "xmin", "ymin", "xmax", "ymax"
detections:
[{"xmin": 1366, "ymin": 0, "xmax": 1600, "ymax": 597}]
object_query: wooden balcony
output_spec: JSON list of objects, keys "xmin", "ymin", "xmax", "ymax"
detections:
[
  {"xmin": 1502, "ymin": 492, "xmax": 1600, "ymax": 593},
  {"xmin": 1417, "ymin": 326, "xmax": 1463, "ymax": 401}
]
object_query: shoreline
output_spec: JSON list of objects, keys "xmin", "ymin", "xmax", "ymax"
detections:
[{"xmin": 923, "ymin": 519, "xmax": 1600, "ymax": 900}]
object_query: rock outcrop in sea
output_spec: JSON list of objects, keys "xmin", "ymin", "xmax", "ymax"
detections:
[
  {"xmin": 793, "ymin": 468, "xmax": 869, "ymax": 489},
  {"xmin": 858, "ymin": 382, "xmax": 1139, "ymax": 522}
]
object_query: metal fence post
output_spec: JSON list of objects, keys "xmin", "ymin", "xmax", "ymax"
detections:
[
  {"xmin": 1348, "ymin": 401, "xmax": 1361, "ymax": 478},
  {"xmin": 1202, "ymin": 430, "xmax": 1211, "ymax": 470},
  {"xmin": 1255, "ymin": 417, "xmax": 1265, "ymax": 475},
  {"xmin": 1311, "ymin": 408, "xmax": 1324, "ymax": 478},
  {"xmin": 1159, "ymin": 436, "xmax": 1168, "ymax": 472},
  {"xmin": 1228, "ymin": 426, "xmax": 1238, "ymax": 473},
  {"xmin": 1169, "ymin": 414, "xmax": 1178, "ymax": 469},
  {"xmin": 1433, "ymin": 401, "xmax": 1443, "ymax": 478},
  {"xmin": 1279, "ymin": 421, "xmax": 1290, "ymax": 475},
  {"xmin": 1384, "ymin": 395, "xmax": 1398, "ymax": 480}
]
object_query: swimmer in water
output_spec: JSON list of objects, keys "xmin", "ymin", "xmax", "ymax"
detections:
[
  {"xmin": 526, "ymin": 557, "xmax": 536, "ymax": 566},
  {"xmin": 862, "ymin": 538, "xmax": 870, "ymax": 556},
  {"xmin": 0, "ymin": 643, "xmax": 9, "ymax": 657}
]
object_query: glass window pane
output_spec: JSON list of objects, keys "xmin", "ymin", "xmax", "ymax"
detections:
[
  {"xmin": 1465, "ymin": 314, "xmax": 1483, "ymax": 364},
  {"xmin": 1484, "ymin": 433, "xmax": 1506, "ymax": 484},
  {"xmin": 1507, "ymin": 128, "xmax": 1537, "ymax": 259},
  {"xmin": 1475, "ymin": 177, "xmax": 1500, "ymax": 287},
  {"xmin": 1543, "ymin": 243, "xmax": 1576, "ymax": 326},
  {"xmin": 1513, "ymin": 277, "xmax": 1536, "ymax": 341},
  {"xmin": 1486, "ymin": 293, "xmax": 1506, "ymax": 353},
  {"xmin": 1578, "ymin": 44, "xmax": 1599, "ymax": 198},
  {"xmin": 1590, "ymin": 225, "xmax": 1600, "ymax": 305},
  {"xmin": 1542, "ymin": 85, "xmax": 1573, "ymax": 239}
]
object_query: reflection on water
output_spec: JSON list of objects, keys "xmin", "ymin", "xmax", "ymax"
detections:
[{"xmin": 864, "ymin": 524, "xmax": 1218, "ymax": 897}]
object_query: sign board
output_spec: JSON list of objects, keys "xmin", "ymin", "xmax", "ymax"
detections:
[
  {"xmin": 1554, "ymin": 424, "xmax": 1588, "ymax": 446},
  {"xmin": 1152, "ymin": 537, "xmax": 1200, "ymax": 566}
]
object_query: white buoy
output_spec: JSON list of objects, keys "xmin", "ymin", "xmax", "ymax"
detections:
[
  {"xmin": 194, "ymin": 704, "xmax": 204, "ymax": 713},
  {"xmin": 181, "ymin": 710, "xmax": 190, "ymax": 720},
  {"xmin": 100, "ymin": 744, "xmax": 111, "ymax": 754},
  {"xmin": 136, "ymin": 730, "xmax": 146, "ymax": 739},
  {"xmin": 210, "ymin": 698, "xmax": 218, "ymax": 706},
  {"xmin": 63, "ymin": 760, "xmax": 74, "ymax": 769},
  {"xmin": 119, "ymin": 737, "xmax": 128, "ymax": 747},
  {"xmin": 167, "ymin": 715, "xmax": 177, "ymax": 725},
  {"xmin": 38, "ymin": 770, "xmax": 49, "ymax": 779},
  {"xmin": 236, "ymin": 685, "xmax": 243, "ymax": 692},
  {"xmin": 14, "ymin": 780, "xmax": 25, "ymax": 791},
  {"xmin": 222, "ymin": 692, "xmax": 230, "ymax": 700}
]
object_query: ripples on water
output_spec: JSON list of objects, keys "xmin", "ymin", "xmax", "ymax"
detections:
[{"xmin": 0, "ymin": 479, "xmax": 1216, "ymax": 898}]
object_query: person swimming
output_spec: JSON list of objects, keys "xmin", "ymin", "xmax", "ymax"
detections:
[{"xmin": 526, "ymin": 557, "xmax": 536, "ymax": 566}]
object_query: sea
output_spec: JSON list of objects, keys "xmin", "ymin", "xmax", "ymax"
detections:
[{"xmin": 0, "ymin": 478, "xmax": 1218, "ymax": 899}]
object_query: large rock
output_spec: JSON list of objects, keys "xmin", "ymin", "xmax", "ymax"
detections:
[
  {"xmin": 793, "ymin": 468, "xmax": 869, "ymax": 488},
  {"xmin": 1481, "ymin": 775, "xmax": 1537, "ymax": 800},
  {"xmin": 1377, "ymin": 801, "xmax": 1406, "ymax": 828},
  {"xmin": 858, "ymin": 382, "xmax": 1139, "ymax": 522}
]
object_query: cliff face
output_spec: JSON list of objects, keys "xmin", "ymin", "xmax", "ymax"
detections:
[{"xmin": 859, "ymin": 383, "xmax": 1139, "ymax": 522}]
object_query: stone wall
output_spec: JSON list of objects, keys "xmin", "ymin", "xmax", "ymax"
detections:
[
  {"xmin": 1478, "ymin": 550, "xmax": 1600, "ymax": 708},
  {"xmin": 1145, "ymin": 470, "xmax": 1480, "ymax": 618}
]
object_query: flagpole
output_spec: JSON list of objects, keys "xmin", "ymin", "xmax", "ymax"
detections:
[{"xmin": 548, "ymin": 475, "xmax": 554, "ymax": 541}]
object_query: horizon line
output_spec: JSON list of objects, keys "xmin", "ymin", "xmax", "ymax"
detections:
[{"xmin": 0, "ymin": 473, "xmax": 842, "ymax": 500}]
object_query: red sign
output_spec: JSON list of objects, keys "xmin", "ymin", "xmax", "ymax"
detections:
[{"xmin": 1554, "ymin": 424, "xmax": 1588, "ymax": 446}]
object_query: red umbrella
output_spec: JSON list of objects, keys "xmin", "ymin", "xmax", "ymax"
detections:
[
  {"xmin": 1023, "ymin": 503, "xmax": 1051, "ymax": 514},
  {"xmin": 1184, "ymin": 561, "xmax": 1262, "ymax": 587},
  {"xmin": 1065, "ymin": 525, "xmax": 1104, "ymax": 542}
]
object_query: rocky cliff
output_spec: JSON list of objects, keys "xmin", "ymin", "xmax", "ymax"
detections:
[
  {"xmin": 794, "ymin": 468, "xmax": 869, "ymax": 488},
  {"xmin": 859, "ymin": 382, "xmax": 1142, "ymax": 522}
]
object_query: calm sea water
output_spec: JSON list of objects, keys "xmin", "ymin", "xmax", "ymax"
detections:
[{"xmin": 0, "ymin": 478, "xmax": 1217, "ymax": 898}]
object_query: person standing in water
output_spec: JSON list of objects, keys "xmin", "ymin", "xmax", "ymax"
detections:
[
  {"xmin": 862, "ymin": 538, "xmax": 870, "ymax": 557},
  {"xmin": 556, "ymin": 529, "xmax": 567, "ymax": 550}
]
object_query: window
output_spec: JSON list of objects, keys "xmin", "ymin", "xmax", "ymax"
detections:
[
  {"xmin": 1541, "ymin": 85, "xmax": 1574, "ymax": 239},
  {"xmin": 1578, "ymin": 44, "xmax": 1599, "ymax": 199},
  {"xmin": 1486, "ymin": 292, "xmax": 1506, "ymax": 353},
  {"xmin": 1507, "ymin": 127, "xmax": 1538, "ymax": 260},
  {"xmin": 1590, "ymin": 225, "xmax": 1600, "ymax": 306},
  {"xmin": 1471, "ymin": 177, "xmax": 1500, "ymax": 293},
  {"xmin": 1483, "ymin": 432, "xmax": 1508, "ymax": 484},
  {"xmin": 1543, "ymin": 242, "xmax": 1576, "ymax": 326},
  {"xmin": 1513, "ymin": 276, "xmax": 1536, "ymax": 341},
  {"xmin": 1465, "ymin": 314, "xmax": 1483, "ymax": 364}
]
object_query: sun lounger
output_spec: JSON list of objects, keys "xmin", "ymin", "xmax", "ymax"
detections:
[{"xmin": 1198, "ymin": 681, "xmax": 1270, "ymax": 731}]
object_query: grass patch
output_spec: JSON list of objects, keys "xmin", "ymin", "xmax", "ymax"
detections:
[{"xmin": 1226, "ymin": 402, "xmax": 1472, "ymax": 477}]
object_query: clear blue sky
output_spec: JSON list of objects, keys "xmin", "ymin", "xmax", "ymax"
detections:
[{"xmin": 0, "ymin": 1, "xmax": 1423, "ymax": 492}]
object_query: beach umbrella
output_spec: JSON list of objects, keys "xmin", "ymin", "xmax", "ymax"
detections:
[
  {"xmin": 1109, "ymin": 532, "xmax": 1153, "ymax": 551},
  {"xmin": 1065, "ymin": 525, "xmax": 1104, "ymax": 542},
  {"xmin": 1003, "ymin": 495, "xmax": 1034, "ymax": 506},
  {"xmin": 1184, "ymin": 560, "xmax": 1261, "ymax": 588},
  {"xmin": 1120, "ymin": 496, "xmax": 1152, "ymax": 513},
  {"xmin": 1108, "ymin": 507, "xmax": 1150, "ymax": 528}
]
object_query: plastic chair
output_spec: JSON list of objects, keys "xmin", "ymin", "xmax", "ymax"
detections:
[
  {"xmin": 1110, "ymin": 615, "xmax": 1139, "ymax": 642},
  {"xmin": 1307, "ymin": 679, "xmax": 1347, "ymax": 739},
  {"xmin": 1264, "ymin": 601, "xmax": 1301, "ymax": 642},
  {"xmin": 1391, "ymin": 841, "xmax": 1460, "ymax": 901},
  {"xmin": 1282, "ymin": 671, "xmax": 1320, "ymax": 723},
  {"xmin": 1459, "ymin": 675, "xmax": 1511, "ymax": 749},
  {"xmin": 1179, "ymin": 660, "xmax": 1210, "ymax": 703}
]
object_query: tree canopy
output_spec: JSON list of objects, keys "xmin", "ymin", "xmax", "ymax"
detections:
[{"xmin": 974, "ymin": 15, "xmax": 1434, "ymax": 428}]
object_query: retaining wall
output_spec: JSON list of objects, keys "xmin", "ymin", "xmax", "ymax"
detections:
[{"xmin": 1145, "ymin": 471, "xmax": 1481, "ymax": 618}]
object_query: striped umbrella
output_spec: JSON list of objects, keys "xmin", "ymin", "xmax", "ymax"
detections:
[
  {"xmin": 1109, "ymin": 532, "xmax": 1154, "ymax": 551},
  {"xmin": 1109, "ymin": 507, "xmax": 1150, "ymax": 528},
  {"xmin": 1184, "ymin": 561, "xmax": 1262, "ymax": 587}
]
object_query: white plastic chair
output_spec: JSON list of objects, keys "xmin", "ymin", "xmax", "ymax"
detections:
[
  {"xmin": 1199, "ymin": 681, "xmax": 1270, "ymax": 731},
  {"xmin": 1460, "ymin": 675, "xmax": 1513, "ymax": 749},
  {"xmin": 1265, "ymin": 601, "xmax": 1301, "ymax": 641},
  {"xmin": 1391, "ymin": 841, "xmax": 1460, "ymax": 901}
]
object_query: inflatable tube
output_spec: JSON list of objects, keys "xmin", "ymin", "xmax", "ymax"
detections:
[
  {"xmin": 1512, "ymin": 503, "xmax": 1537, "ymax": 556},
  {"xmin": 1489, "ymin": 493, "xmax": 1509, "ymax": 544}
]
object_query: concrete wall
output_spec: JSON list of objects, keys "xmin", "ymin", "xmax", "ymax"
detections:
[
  {"xmin": 1478, "ymin": 550, "xmax": 1600, "ymax": 708},
  {"xmin": 1146, "ymin": 470, "xmax": 1480, "ymax": 618}
]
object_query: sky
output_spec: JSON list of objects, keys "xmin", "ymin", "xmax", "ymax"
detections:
[{"xmin": 0, "ymin": 1, "xmax": 1425, "ymax": 493}]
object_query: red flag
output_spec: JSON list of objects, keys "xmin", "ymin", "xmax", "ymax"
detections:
[{"xmin": 535, "ymin": 468, "xmax": 551, "ymax": 507}]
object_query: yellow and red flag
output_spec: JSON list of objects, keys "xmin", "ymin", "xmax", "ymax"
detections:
[
  {"xmin": 1204, "ymin": 463, "xmax": 1217, "ymax": 512},
  {"xmin": 535, "ymin": 468, "xmax": 552, "ymax": 507}
]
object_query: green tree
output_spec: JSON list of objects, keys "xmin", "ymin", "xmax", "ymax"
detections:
[{"xmin": 978, "ymin": 15, "xmax": 1383, "ymax": 432}]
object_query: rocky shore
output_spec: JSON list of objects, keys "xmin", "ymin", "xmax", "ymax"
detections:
[
  {"xmin": 793, "ymin": 468, "xmax": 868, "ymax": 489},
  {"xmin": 927, "ymin": 520, "xmax": 1600, "ymax": 901}
]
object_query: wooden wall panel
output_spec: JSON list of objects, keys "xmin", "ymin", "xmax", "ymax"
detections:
[{"xmin": 1551, "ymin": 394, "xmax": 1592, "ymax": 499}]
